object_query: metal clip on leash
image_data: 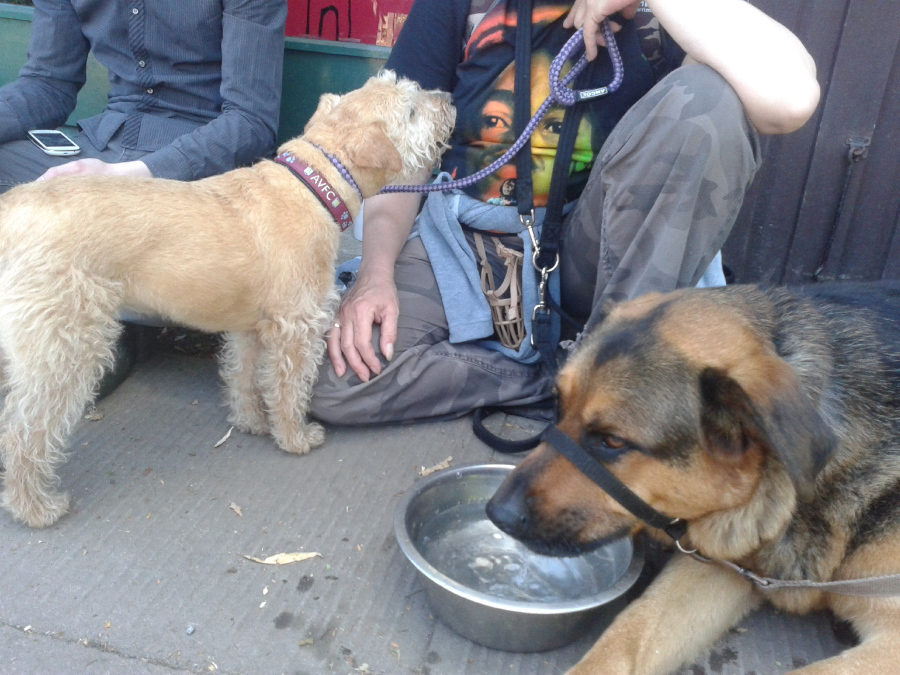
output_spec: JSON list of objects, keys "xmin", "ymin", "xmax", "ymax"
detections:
[
  {"xmin": 524, "ymin": 21, "xmax": 623, "ymax": 347},
  {"xmin": 524, "ymin": 209, "xmax": 560, "ymax": 329},
  {"xmin": 381, "ymin": 22, "xmax": 624, "ymax": 195}
]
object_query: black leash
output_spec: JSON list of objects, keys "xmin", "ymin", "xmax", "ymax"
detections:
[
  {"xmin": 472, "ymin": 405, "xmax": 554, "ymax": 454},
  {"xmin": 472, "ymin": 101, "xmax": 585, "ymax": 451},
  {"xmin": 514, "ymin": 0, "xmax": 534, "ymax": 226},
  {"xmin": 529, "ymin": 102, "xmax": 585, "ymax": 376},
  {"xmin": 473, "ymin": 4, "xmax": 598, "ymax": 453}
]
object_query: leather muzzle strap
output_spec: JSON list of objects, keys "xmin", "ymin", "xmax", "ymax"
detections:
[{"xmin": 542, "ymin": 425, "xmax": 688, "ymax": 543}]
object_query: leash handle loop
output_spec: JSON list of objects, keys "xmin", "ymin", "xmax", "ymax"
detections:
[
  {"xmin": 381, "ymin": 23, "xmax": 623, "ymax": 195},
  {"xmin": 472, "ymin": 407, "xmax": 544, "ymax": 454}
]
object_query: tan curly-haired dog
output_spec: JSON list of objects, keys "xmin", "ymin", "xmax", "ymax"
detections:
[{"xmin": 0, "ymin": 71, "xmax": 455, "ymax": 528}]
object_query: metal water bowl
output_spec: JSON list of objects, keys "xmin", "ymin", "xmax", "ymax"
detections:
[{"xmin": 395, "ymin": 463, "xmax": 643, "ymax": 652}]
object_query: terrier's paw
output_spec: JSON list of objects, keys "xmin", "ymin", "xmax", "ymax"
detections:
[
  {"xmin": 278, "ymin": 422, "xmax": 326, "ymax": 455},
  {"xmin": 304, "ymin": 422, "xmax": 326, "ymax": 449},
  {"xmin": 2, "ymin": 487, "xmax": 69, "ymax": 528}
]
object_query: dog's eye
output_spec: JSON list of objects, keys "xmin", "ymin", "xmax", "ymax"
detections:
[
  {"xmin": 583, "ymin": 432, "xmax": 630, "ymax": 461},
  {"xmin": 601, "ymin": 435, "xmax": 626, "ymax": 450}
]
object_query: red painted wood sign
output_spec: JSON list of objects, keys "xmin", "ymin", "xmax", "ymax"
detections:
[{"xmin": 286, "ymin": 0, "xmax": 414, "ymax": 47}]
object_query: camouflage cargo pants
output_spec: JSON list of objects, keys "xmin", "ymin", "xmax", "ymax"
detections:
[{"xmin": 310, "ymin": 64, "xmax": 762, "ymax": 424}]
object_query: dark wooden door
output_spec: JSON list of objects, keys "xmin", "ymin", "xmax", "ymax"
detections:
[{"xmin": 724, "ymin": 0, "xmax": 900, "ymax": 284}]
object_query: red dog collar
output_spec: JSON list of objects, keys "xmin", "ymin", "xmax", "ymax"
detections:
[{"xmin": 274, "ymin": 152, "xmax": 353, "ymax": 231}]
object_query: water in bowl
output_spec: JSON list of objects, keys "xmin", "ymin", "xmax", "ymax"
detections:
[{"xmin": 417, "ymin": 501, "xmax": 623, "ymax": 603}]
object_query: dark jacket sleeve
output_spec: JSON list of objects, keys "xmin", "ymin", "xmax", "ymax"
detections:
[
  {"xmin": 0, "ymin": 0, "xmax": 89, "ymax": 143},
  {"xmin": 385, "ymin": 0, "xmax": 469, "ymax": 93}
]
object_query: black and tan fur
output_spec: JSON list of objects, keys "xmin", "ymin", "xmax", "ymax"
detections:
[{"xmin": 487, "ymin": 281, "xmax": 900, "ymax": 675}]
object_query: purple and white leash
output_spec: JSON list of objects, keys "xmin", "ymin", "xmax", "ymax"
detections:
[
  {"xmin": 380, "ymin": 23, "xmax": 623, "ymax": 195},
  {"xmin": 310, "ymin": 142, "xmax": 364, "ymax": 200}
]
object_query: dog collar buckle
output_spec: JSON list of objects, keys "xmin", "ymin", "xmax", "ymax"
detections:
[{"xmin": 275, "ymin": 152, "xmax": 353, "ymax": 231}]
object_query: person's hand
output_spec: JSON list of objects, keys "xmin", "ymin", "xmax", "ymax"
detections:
[
  {"xmin": 37, "ymin": 158, "xmax": 152, "ymax": 182},
  {"xmin": 327, "ymin": 268, "xmax": 399, "ymax": 382},
  {"xmin": 564, "ymin": 0, "xmax": 641, "ymax": 61}
]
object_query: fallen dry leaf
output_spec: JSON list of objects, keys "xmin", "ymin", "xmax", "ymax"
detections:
[
  {"xmin": 229, "ymin": 502, "xmax": 243, "ymax": 517},
  {"xmin": 84, "ymin": 407, "xmax": 104, "ymax": 422},
  {"xmin": 420, "ymin": 456, "xmax": 453, "ymax": 476},
  {"xmin": 214, "ymin": 426, "xmax": 234, "ymax": 448},
  {"xmin": 242, "ymin": 552, "xmax": 322, "ymax": 565}
]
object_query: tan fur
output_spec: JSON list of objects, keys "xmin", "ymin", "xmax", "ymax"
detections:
[
  {"xmin": 0, "ymin": 71, "xmax": 455, "ymax": 528},
  {"xmin": 487, "ymin": 283, "xmax": 900, "ymax": 675},
  {"xmin": 569, "ymin": 556, "xmax": 762, "ymax": 675}
]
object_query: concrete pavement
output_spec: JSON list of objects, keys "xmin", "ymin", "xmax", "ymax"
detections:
[{"xmin": 0, "ymin": 234, "xmax": 845, "ymax": 675}]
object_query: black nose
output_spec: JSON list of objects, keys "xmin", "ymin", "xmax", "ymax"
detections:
[{"xmin": 486, "ymin": 477, "xmax": 532, "ymax": 539}]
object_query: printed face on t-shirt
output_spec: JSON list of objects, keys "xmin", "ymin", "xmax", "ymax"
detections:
[{"xmin": 440, "ymin": 0, "xmax": 678, "ymax": 207}]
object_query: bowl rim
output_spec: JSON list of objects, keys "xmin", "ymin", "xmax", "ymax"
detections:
[{"xmin": 394, "ymin": 462, "xmax": 644, "ymax": 616}]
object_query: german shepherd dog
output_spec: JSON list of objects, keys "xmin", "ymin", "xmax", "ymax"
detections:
[{"xmin": 487, "ymin": 282, "xmax": 900, "ymax": 675}]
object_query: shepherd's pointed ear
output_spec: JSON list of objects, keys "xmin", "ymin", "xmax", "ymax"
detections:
[
  {"xmin": 699, "ymin": 367, "xmax": 762, "ymax": 458},
  {"xmin": 699, "ymin": 364, "xmax": 835, "ymax": 500}
]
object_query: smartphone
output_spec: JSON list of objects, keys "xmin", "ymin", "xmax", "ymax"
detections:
[{"xmin": 27, "ymin": 129, "xmax": 81, "ymax": 156}]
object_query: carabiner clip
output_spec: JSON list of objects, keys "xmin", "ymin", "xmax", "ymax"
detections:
[
  {"xmin": 521, "ymin": 210, "xmax": 538, "ymax": 249},
  {"xmin": 532, "ymin": 250, "xmax": 560, "ymax": 275}
]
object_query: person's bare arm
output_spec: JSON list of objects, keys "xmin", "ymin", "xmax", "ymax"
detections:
[
  {"xmin": 38, "ymin": 158, "xmax": 152, "ymax": 181},
  {"xmin": 327, "ymin": 190, "xmax": 423, "ymax": 381},
  {"xmin": 565, "ymin": 0, "xmax": 820, "ymax": 134}
]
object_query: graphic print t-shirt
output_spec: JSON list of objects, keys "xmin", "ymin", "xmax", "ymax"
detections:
[{"xmin": 387, "ymin": 0, "xmax": 685, "ymax": 206}]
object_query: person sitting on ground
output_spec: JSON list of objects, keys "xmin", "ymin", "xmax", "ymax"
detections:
[
  {"xmin": 310, "ymin": 0, "xmax": 820, "ymax": 424},
  {"xmin": 0, "ymin": 0, "xmax": 289, "ymax": 394}
]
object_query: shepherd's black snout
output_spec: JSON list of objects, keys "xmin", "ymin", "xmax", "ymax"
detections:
[{"xmin": 486, "ymin": 472, "xmax": 533, "ymax": 539}]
